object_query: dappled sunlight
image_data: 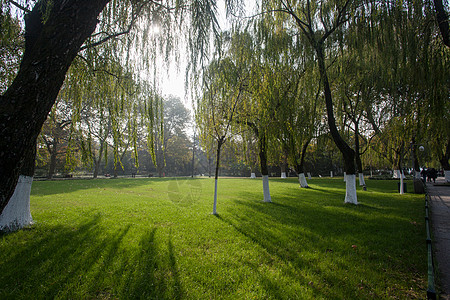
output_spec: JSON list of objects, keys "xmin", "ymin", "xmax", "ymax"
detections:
[{"xmin": 1, "ymin": 178, "xmax": 427, "ymax": 298}]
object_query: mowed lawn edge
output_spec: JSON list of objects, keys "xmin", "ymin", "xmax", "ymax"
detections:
[{"xmin": 0, "ymin": 177, "xmax": 426, "ymax": 299}]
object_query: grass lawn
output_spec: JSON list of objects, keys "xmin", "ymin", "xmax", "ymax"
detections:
[{"xmin": 0, "ymin": 177, "xmax": 426, "ymax": 299}]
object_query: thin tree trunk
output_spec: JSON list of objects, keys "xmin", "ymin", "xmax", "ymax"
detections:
[
  {"xmin": 397, "ymin": 143, "xmax": 405, "ymax": 194},
  {"xmin": 93, "ymin": 142, "xmax": 104, "ymax": 179},
  {"xmin": 259, "ymin": 133, "xmax": 269, "ymax": 176},
  {"xmin": 192, "ymin": 131, "xmax": 196, "ymax": 178},
  {"xmin": 47, "ymin": 143, "xmax": 58, "ymax": 179},
  {"xmin": 0, "ymin": 0, "xmax": 111, "ymax": 214},
  {"xmin": 297, "ymin": 141, "xmax": 310, "ymax": 188},
  {"xmin": 213, "ymin": 139, "xmax": 224, "ymax": 215},
  {"xmin": 280, "ymin": 162, "xmax": 287, "ymax": 178},
  {"xmin": 258, "ymin": 133, "xmax": 272, "ymax": 203},
  {"xmin": 354, "ymin": 123, "xmax": 366, "ymax": 186}
]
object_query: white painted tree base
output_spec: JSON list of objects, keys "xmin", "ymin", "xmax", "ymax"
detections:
[
  {"xmin": 0, "ymin": 175, "xmax": 34, "ymax": 232},
  {"xmin": 344, "ymin": 174, "xmax": 358, "ymax": 204},
  {"xmin": 262, "ymin": 175, "xmax": 272, "ymax": 202},
  {"xmin": 393, "ymin": 170, "xmax": 406, "ymax": 179},
  {"xmin": 399, "ymin": 172, "xmax": 405, "ymax": 194},
  {"xmin": 359, "ymin": 173, "xmax": 366, "ymax": 186},
  {"xmin": 212, "ymin": 179, "xmax": 218, "ymax": 215},
  {"xmin": 281, "ymin": 172, "xmax": 286, "ymax": 179},
  {"xmin": 445, "ymin": 170, "xmax": 450, "ymax": 183},
  {"xmin": 250, "ymin": 173, "xmax": 256, "ymax": 179},
  {"xmin": 298, "ymin": 173, "xmax": 308, "ymax": 188},
  {"xmin": 414, "ymin": 170, "xmax": 421, "ymax": 180}
]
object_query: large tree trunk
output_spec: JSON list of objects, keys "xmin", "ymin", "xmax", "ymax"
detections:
[
  {"xmin": 316, "ymin": 43, "xmax": 357, "ymax": 204},
  {"xmin": 0, "ymin": 0, "xmax": 111, "ymax": 214},
  {"xmin": 0, "ymin": 144, "xmax": 36, "ymax": 231}
]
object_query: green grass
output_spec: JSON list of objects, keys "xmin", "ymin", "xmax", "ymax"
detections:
[{"xmin": 0, "ymin": 177, "xmax": 426, "ymax": 299}]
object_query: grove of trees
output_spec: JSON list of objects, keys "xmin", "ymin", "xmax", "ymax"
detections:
[
  {"xmin": 0, "ymin": 0, "xmax": 449, "ymax": 228},
  {"xmin": 195, "ymin": 0, "xmax": 449, "ymax": 208}
]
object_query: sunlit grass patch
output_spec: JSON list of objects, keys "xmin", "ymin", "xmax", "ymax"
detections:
[{"xmin": 0, "ymin": 177, "xmax": 426, "ymax": 299}]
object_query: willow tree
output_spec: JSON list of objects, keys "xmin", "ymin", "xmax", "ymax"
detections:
[
  {"xmin": 151, "ymin": 95, "xmax": 191, "ymax": 177},
  {"xmin": 0, "ymin": 5, "xmax": 22, "ymax": 93},
  {"xmin": 196, "ymin": 53, "xmax": 246, "ymax": 214},
  {"xmin": 361, "ymin": 0, "xmax": 449, "ymax": 187},
  {"xmin": 252, "ymin": 15, "xmax": 321, "ymax": 188},
  {"xmin": 334, "ymin": 47, "xmax": 376, "ymax": 187},
  {"xmin": 260, "ymin": 0, "xmax": 359, "ymax": 203},
  {"xmin": 40, "ymin": 97, "xmax": 73, "ymax": 179},
  {"xmin": 283, "ymin": 71, "xmax": 322, "ymax": 188},
  {"xmin": 233, "ymin": 28, "xmax": 280, "ymax": 203},
  {"xmin": 422, "ymin": 39, "xmax": 450, "ymax": 181},
  {"xmin": 58, "ymin": 50, "xmax": 139, "ymax": 179},
  {"xmin": 0, "ymin": 0, "xmax": 229, "ymax": 221}
]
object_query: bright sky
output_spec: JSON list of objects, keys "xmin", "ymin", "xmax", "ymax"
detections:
[{"xmin": 159, "ymin": 0, "xmax": 258, "ymax": 103}]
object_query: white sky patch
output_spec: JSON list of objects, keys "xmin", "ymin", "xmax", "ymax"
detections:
[{"xmin": 160, "ymin": 0, "xmax": 258, "ymax": 105}]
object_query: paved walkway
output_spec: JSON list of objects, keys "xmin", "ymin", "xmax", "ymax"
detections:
[{"xmin": 427, "ymin": 177, "xmax": 450, "ymax": 299}]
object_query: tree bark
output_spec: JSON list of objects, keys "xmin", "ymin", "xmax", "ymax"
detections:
[
  {"xmin": 315, "ymin": 42, "xmax": 357, "ymax": 203},
  {"xmin": 295, "ymin": 141, "xmax": 310, "ymax": 188},
  {"xmin": 257, "ymin": 132, "xmax": 272, "ymax": 202},
  {"xmin": 258, "ymin": 132, "xmax": 269, "ymax": 176},
  {"xmin": 93, "ymin": 141, "xmax": 105, "ymax": 179},
  {"xmin": 315, "ymin": 43, "xmax": 356, "ymax": 175},
  {"xmin": 0, "ymin": 144, "xmax": 36, "ymax": 231},
  {"xmin": 434, "ymin": 0, "xmax": 450, "ymax": 47},
  {"xmin": 0, "ymin": 0, "xmax": 111, "ymax": 214},
  {"xmin": 354, "ymin": 123, "xmax": 363, "ymax": 173},
  {"xmin": 213, "ymin": 138, "xmax": 224, "ymax": 215},
  {"xmin": 294, "ymin": 140, "xmax": 310, "ymax": 175}
]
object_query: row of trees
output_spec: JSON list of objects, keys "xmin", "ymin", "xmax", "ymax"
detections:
[
  {"xmin": 37, "ymin": 87, "xmax": 194, "ymax": 179},
  {"xmin": 0, "ymin": 0, "xmax": 224, "ymax": 230},
  {"xmin": 196, "ymin": 0, "xmax": 450, "ymax": 211},
  {"xmin": 0, "ymin": 0, "xmax": 448, "ymax": 228}
]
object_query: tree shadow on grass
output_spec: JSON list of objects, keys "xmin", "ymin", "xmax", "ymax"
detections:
[
  {"xmin": 118, "ymin": 229, "xmax": 184, "ymax": 299},
  {"xmin": 214, "ymin": 189, "xmax": 425, "ymax": 298},
  {"xmin": 0, "ymin": 215, "xmax": 184, "ymax": 299}
]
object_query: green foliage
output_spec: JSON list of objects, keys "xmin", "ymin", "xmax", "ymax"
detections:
[
  {"xmin": 0, "ymin": 178, "xmax": 426, "ymax": 299},
  {"xmin": 0, "ymin": 6, "xmax": 22, "ymax": 93}
]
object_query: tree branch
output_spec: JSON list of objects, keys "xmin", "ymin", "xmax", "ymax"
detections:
[
  {"xmin": 79, "ymin": 1, "xmax": 148, "ymax": 51},
  {"xmin": 320, "ymin": 0, "xmax": 352, "ymax": 43},
  {"xmin": 434, "ymin": 0, "xmax": 450, "ymax": 47},
  {"xmin": 8, "ymin": 0, "xmax": 31, "ymax": 13}
]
